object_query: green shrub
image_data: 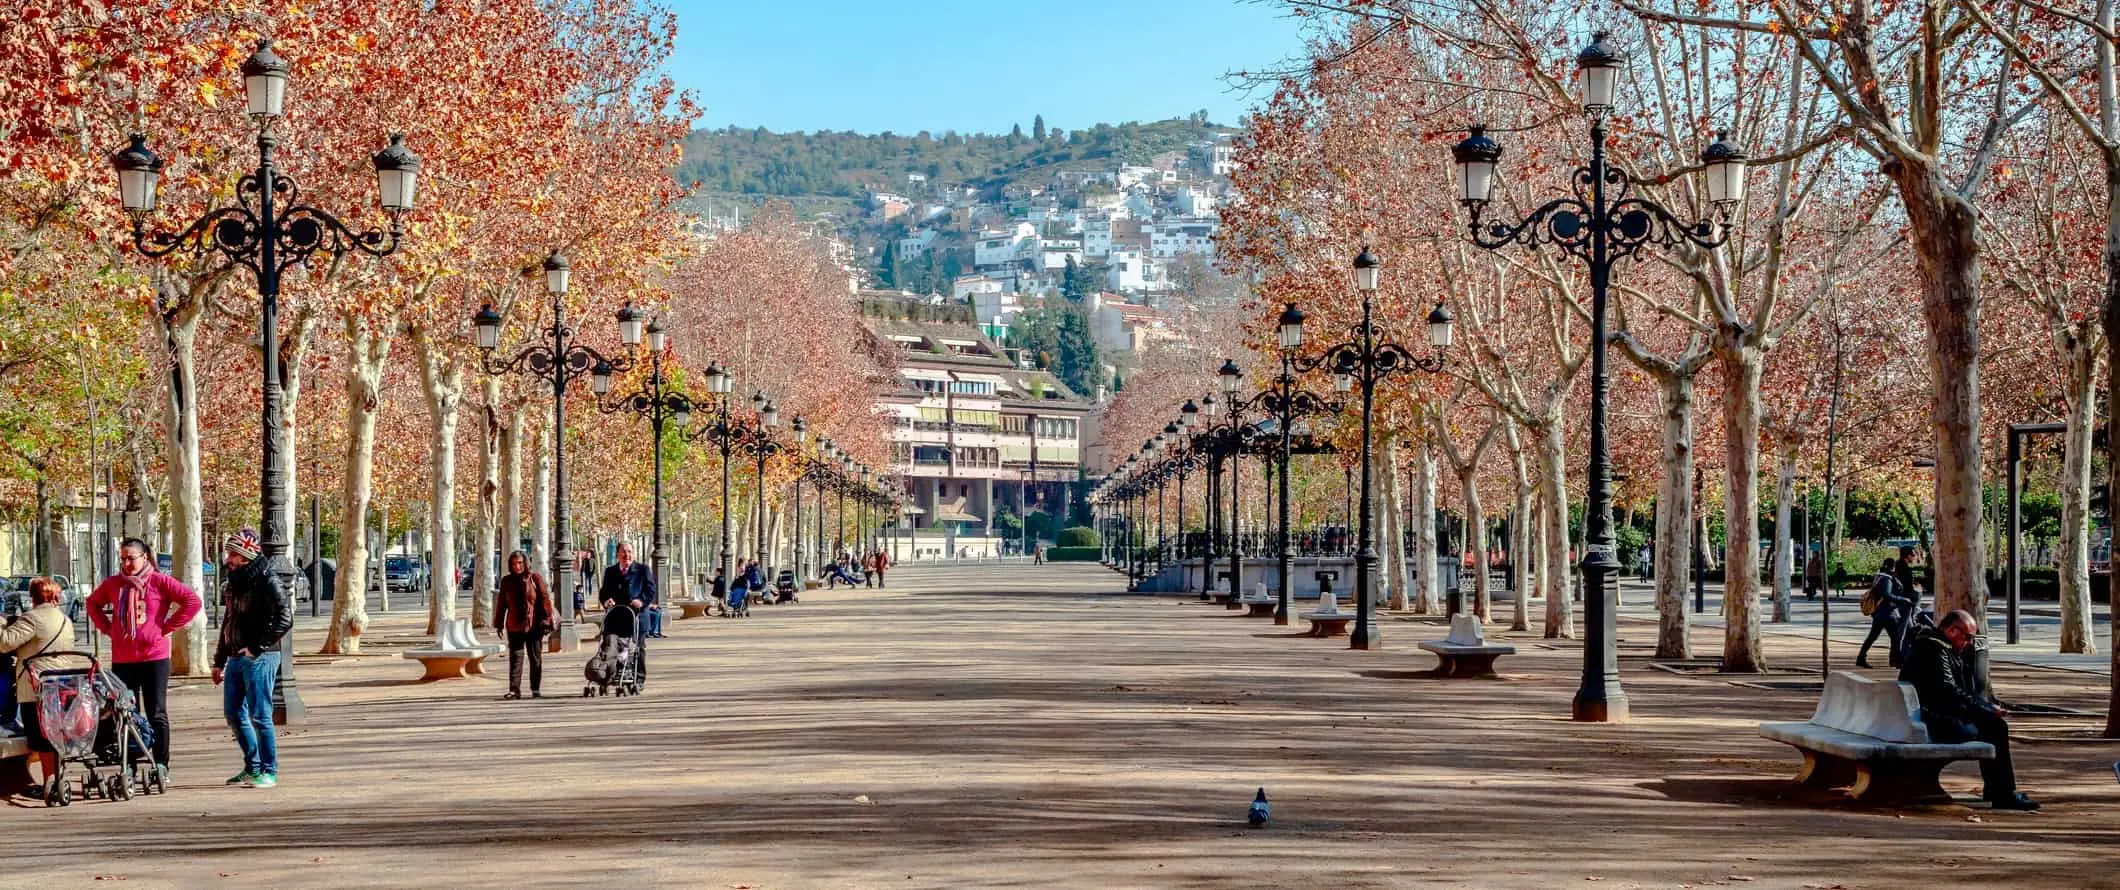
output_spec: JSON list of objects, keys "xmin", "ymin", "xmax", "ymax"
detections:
[
  {"xmin": 1047, "ymin": 546, "xmax": 1102, "ymax": 562},
  {"xmin": 1059, "ymin": 526, "xmax": 1100, "ymax": 548}
]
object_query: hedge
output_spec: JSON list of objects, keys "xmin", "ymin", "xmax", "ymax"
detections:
[
  {"xmin": 1059, "ymin": 526, "xmax": 1100, "ymax": 548},
  {"xmin": 1046, "ymin": 546, "xmax": 1103, "ymax": 562}
]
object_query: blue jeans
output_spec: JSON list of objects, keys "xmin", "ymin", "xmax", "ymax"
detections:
[
  {"xmin": 223, "ymin": 652, "xmax": 279, "ymax": 775},
  {"xmin": 640, "ymin": 606, "xmax": 663, "ymax": 636}
]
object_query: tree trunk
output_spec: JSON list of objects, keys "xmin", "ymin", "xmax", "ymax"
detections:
[
  {"xmin": 1771, "ymin": 441, "xmax": 1798, "ymax": 623},
  {"xmin": 2048, "ymin": 333, "xmax": 2098, "ymax": 653},
  {"xmin": 1382, "ymin": 438, "xmax": 1410, "ymax": 610},
  {"xmin": 1719, "ymin": 345, "xmax": 1766, "ymax": 672},
  {"xmin": 415, "ymin": 326, "xmax": 463, "ymax": 636},
  {"xmin": 2103, "ymin": 153, "xmax": 2120, "ymax": 735},
  {"xmin": 156, "ymin": 281, "xmax": 209, "ymax": 676},
  {"xmin": 501, "ymin": 404, "xmax": 525, "ymax": 561},
  {"xmin": 1536, "ymin": 422, "xmax": 1573, "ymax": 639},
  {"xmin": 1412, "ymin": 439, "xmax": 1438, "ymax": 614},
  {"xmin": 472, "ymin": 376, "xmax": 502, "ymax": 629},
  {"xmin": 532, "ymin": 432, "xmax": 553, "ymax": 594},
  {"xmin": 1654, "ymin": 377, "xmax": 1694, "ymax": 658},
  {"xmin": 321, "ymin": 315, "xmax": 388, "ymax": 655},
  {"xmin": 1461, "ymin": 465, "xmax": 1488, "ymax": 622},
  {"xmin": 1507, "ymin": 423, "xmax": 1533, "ymax": 632},
  {"xmin": 1887, "ymin": 164, "xmax": 1987, "ymax": 624}
]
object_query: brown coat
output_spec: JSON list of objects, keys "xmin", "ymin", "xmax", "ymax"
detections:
[
  {"xmin": 2, "ymin": 603, "xmax": 79, "ymax": 701},
  {"xmin": 493, "ymin": 571, "xmax": 557, "ymax": 635}
]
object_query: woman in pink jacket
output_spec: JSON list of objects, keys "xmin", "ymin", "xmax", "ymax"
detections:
[{"xmin": 87, "ymin": 537, "xmax": 203, "ymax": 780}]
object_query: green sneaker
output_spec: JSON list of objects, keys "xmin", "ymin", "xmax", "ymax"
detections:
[
  {"xmin": 248, "ymin": 773, "xmax": 277, "ymax": 789},
  {"xmin": 225, "ymin": 771, "xmax": 254, "ymax": 786}
]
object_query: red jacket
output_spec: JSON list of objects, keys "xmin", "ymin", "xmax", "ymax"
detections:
[
  {"xmin": 494, "ymin": 571, "xmax": 558, "ymax": 634},
  {"xmin": 87, "ymin": 567, "xmax": 204, "ymax": 664}
]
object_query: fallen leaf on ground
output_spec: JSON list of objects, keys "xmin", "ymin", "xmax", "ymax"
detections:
[{"xmin": 854, "ymin": 794, "xmax": 874, "ymax": 805}]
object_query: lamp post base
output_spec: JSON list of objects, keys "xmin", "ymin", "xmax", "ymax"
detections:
[
  {"xmin": 271, "ymin": 655, "xmax": 306, "ymax": 726},
  {"xmin": 1571, "ymin": 692, "xmax": 1630, "ymax": 723},
  {"xmin": 1350, "ymin": 616, "xmax": 1380, "ymax": 650},
  {"xmin": 548, "ymin": 621, "xmax": 584, "ymax": 653}
]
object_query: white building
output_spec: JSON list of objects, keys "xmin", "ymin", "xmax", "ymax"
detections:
[
  {"xmin": 896, "ymin": 229, "xmax": 938, "ymax": 258},
  {"xmin": 1149, "ymin": 217, "xmax": 1218, "ymax": 258},
  {"xmin": 1039, "ymin": 239, "xmax": 1084, "ymax": 271},
  {"xmin": 1081, "ymin": 215, "xmax": 1114, "ymax": 258},
  {"xmin": 973, "ymin": 221, "xmax": 1038, "ymax": 270},
  {"xmin": 1106, "ymin": 249, "xmax": 1148, "ymax": 292},
  {"xmin": 1212, "ymin": 134, "xmax": 1238, "ymax": 176},
  {"xmin": 952, "ymin": 272, "xmax": 1014, "ymax": 301},
  {"xmin": 1175, "ymin": 186, "xmax": 1216, "ymax": 216}
]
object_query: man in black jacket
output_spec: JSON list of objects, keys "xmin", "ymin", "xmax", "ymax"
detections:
[
  {"xmin": 1900, "ymin": 610, "xmax": 2037, "ymax": 811},
  {"xmin": 599, "ymin": 543, "xmax": 659, "ymax": 637},
  {"xmin": 213, "ymin": 529, "xmax": 292, "ymax": 789}
]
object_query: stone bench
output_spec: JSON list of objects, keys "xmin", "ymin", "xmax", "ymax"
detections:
[
  {"xmin": 678, "ymin": 600, "xmax": 715, "ymax": 620},
  {"xmin": 401, "ymin": 618, "xmax": 504, "ymax": 682},
  {"xmin": 1759, "ymin": 672, "xmax": 1995, "ymax": 803},
  {"xmin": 1416, "ymin": 615, "xmax": 1517, "ymax": 678},
  {"xmin": 1239, "ymin": 583, "xmax": 1277, "ymax": 617},
  {"xmin": 1301, "ymin": 591, "xmax": 1352, "ymax": 637},
  {"xmin": 0, "ymin": 731, "xmax": 30, "ymax": 794}
]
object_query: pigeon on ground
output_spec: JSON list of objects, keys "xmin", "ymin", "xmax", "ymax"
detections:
[{"xmin": 1248, "ymin": 788, "xmax": 1270, "ymax": 828}]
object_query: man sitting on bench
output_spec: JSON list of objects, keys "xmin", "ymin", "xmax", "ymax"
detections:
[{"xmin": 1901, "ymin": 609, "xmax": 2037, "ymax": 811}]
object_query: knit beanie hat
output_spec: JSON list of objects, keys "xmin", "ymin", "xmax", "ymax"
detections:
[{"xmin": 224, "ymin": 528, "xmax": 262, "ymax": 561}]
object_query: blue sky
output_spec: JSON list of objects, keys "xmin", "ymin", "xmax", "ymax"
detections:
[{"xmin": 663, "ymin": 0, "xmax": 1313, "ymax": 135}]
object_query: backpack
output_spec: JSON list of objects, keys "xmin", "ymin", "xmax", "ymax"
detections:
[{"xmin": 1859, "ymin": 573, "xmax": 1896, "ymax": 617}]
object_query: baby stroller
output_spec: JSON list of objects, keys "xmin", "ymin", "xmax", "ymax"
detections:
[
  {"xmin": 583, "ymin": 604, "xmax": 644, "ymax": 697},
  {"xmin": 773, "ymin": 569, "xmax": 799, "ymax": 604},
  {"xmin": 723, "ymin": 579, "xmax": 752, "ymax": 618},
  {"xmin": 25, "ymin": 652, "xmax": 158, "ymax": 806}
]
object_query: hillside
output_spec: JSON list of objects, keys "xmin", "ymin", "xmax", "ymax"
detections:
[{"xmin": 674, "ymin": 116, "xmax": 1234, "ymax": 199}]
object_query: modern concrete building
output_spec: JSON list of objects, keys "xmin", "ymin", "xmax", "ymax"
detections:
[{"xmin": 860, "ymin": 295, "xmax": 1095, "ymax": 557}]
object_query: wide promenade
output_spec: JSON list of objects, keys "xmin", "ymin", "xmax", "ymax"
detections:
[{"xmin": 4, "ymin": 564, "xmax": 2114, "ymax": 889}]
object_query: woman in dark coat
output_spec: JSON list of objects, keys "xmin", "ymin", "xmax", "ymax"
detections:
[{"xmin": 493, "ymin": 551, "xmax": 557, "ymax": 699}]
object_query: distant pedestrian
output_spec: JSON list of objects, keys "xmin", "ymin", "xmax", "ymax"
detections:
[
  {"xmin": 492, "ymin": 551, "xmax": 557, "ymax": 700},
  {"xmin": 870, "ymin": 549, "xmax": 890, "ymax": 588},
  {"xmin": 1856, "ymin": 557, "xmax": 1912, "ymax": 669},
  {"xmin": 1894, "ymin": 545, "xmax": 1922, "ymax": 608},
  {"xmin": 1033, "ymin": 543, "xmax": 1045, "ymax": 565},
  {"xmin": 213, "ymin": 529, "xmax": 291, "ymax": 789},
  {"xmin": 1804, "ymin": 550, "xmax": 1826, "ymax": 600},
  {"xmin": 86, "ymin": 537, "xmax": 202, "ymax": 780},
  {"xmin": 709, "ymin": 567, "xmax": 727, "ymax": 606},
  {"xmin": 1901, "ymin": 610, "xmax": 2037, "ymax": 810}
]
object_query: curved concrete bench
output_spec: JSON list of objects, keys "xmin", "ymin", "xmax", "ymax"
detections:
[
  {"xmin": 401, "ymin": 618, "xmax": 504, "ymax": 681},
  {"xmin": 1416, "ymin": 615, "xmax": 1516, "ymax": 678},
  {"xmin": 1759, "ymin": 672, "xmax": 1994, "ymax": 803},
  {"xmin": 678, "ymin": 600, "xmax": 715, "ymax": 619},
  {"xmin": 1301, "ymin": 591, "xmax": 1352, "ymax": 636}
]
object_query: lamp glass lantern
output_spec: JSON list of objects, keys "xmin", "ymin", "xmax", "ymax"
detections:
[
  {"xmin": 646, "ymin": 319, "xmax": 667, "ymax": 353},
  {"xmin": 1427, "ymin": 302, "xmax": 1456, "ymax": 348},
  {"xmin": 672, "ymin": 397, "xmax": 693, "ymax": 428},
  {"xmin": 706, "ymin": 361, "xmax": 732, "ymax": 395},
  {"xmin": 617, "ymin": 305, "xmax": 644, "ymax": 347},
  {"xmin": 240, "ymin": 40, "xmax": 290, "ymax": 120},
  {"xmin": 761, "ymin": 400, "xmax": 779, "ymax": 429},
  {"xmin": 1218, "ymin": 359, "xmax": 1243, "ymax": 394},
  {"xmin": 1701, "ymin": 131, "xmax": 1748, "ymax": 207},
  {"xmin": 372, "ymin": 134, "xmax": 421, "ymax": 213},
  {"xmin": 110, "ymin": 135, "xmax": 164, "ymax": 215},
  {"xmin": 542, "ymin": 251, "xmax": 570, "ymax": 296},
  {"xmin": 472, "ymin": 304, "xmax": 502, "ymax": 350},
  {"xmin": 1277, "ymin": 303, "xmax": 1305, "ymax": 349},
  {"xmin": 1575, "ymin": 31, "xmax": 1626, "ymax": 114},
  {"xmin": 589, "ymin": 361, "xmax": 614, "ymax": 396},
  {"xmin": 1201, "ymin": 393, "xmax": 1220, "ymax": 418},
  {"xmin": 1451, "ymin": 127, "xmax": 1502, "ymax": 206},
  {"xmin": 1352, "ymin": 247, "xmax": 1381, "ymax": 292},
  {"xmin": 1179, "ymin": 399, "xmax": 1199, "ymax": 427},
  {"xmin": 1332, "ymin": 354, "xmax": 1355, "ymax": 393}
]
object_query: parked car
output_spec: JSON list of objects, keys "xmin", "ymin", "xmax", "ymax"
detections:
[
  {"xmin": 457, "ymin": 552, "xmax": 503, "ymax": 591},
  {"xmin": 384, "ymin": 555, "xmax": 429, "ymax": 593},
  {"xmin": 2, "ymin": 576, "xmax": 84, "ymax": 623}
]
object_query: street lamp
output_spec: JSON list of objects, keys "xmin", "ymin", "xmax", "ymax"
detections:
[
  {"xmin": 1260, "ymin": 303, "xmax": 1344, "ymax": 625},
  {"xmin": 113, "ymin": 39, "xmax": 422, "ymax": 722},
  {"xmin": 1453, "ymin": 30, "xmax": 1742, "ymax": 721},
  {"xmin": 1287, "ymin": 249, "xmax": 1451, "ymax": 649},
  {"xmin": 475, "ymin": 250, "xmax": 639, "ymax": 651},
  {"xmin": 595, "ymin": 315, "xmax": 684, "ymax": 606}
]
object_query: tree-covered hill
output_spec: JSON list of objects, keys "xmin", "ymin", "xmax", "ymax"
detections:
[{"xmin": 674, "ymin": 114, "xmax": 1232, "ymax": 198}]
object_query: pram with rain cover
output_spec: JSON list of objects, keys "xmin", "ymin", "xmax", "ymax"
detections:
[
  {"xmin": 582, "ymin": 604, "xmax": 644, "ymax": 697},
  {"xmin": 25, "ymin": 651, "xmax": 158, "ymax": 806}
]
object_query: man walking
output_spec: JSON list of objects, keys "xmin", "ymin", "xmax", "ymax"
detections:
[
  {"xmin": 870, "ymin": 548, "xmax": 890, "ymax": 589},
  {"xmin": 1901, "ymin": 610, "xmax": 2038, "ymax": 810},
  {"xmin": 213, "ymin": 529, "xmax": 291, "ymax": 789},
  {"xmin": 87, "ymin": 538, "xmax": 202, "ymax": 781},
  {"xmin": 600, "ymin": 543, "xmax": 659, "ymax": 638}
]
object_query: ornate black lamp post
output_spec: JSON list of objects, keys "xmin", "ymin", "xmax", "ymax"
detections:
[
  {"xmin": 474, "ymin": 252, "xmax": 642, "ymax": 650},
  {"xmin": 675, "ymin": 362, "xmax": 740, "ymax": 586},
  {"xmin": 1260, "ymin": 306, "xmax": 1346, "ymax": 625},
  {"xmin": 739, "ymin": 393, "xmax": 782, "ymax": 569},
  {"xmin": 114, "ymin": 40, "xmax": 420, "ymax": 718},
  {"xmin": 590, "ymin": 319, "xmax": 683, "ymax": 602},
  {"xmin": 1294, "ymin": 251, "xmax": 1453, "ymax": 649},
  {"xmin": 1452, "ymin": 31, "xmax": 1745, "ymax": 719}
]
